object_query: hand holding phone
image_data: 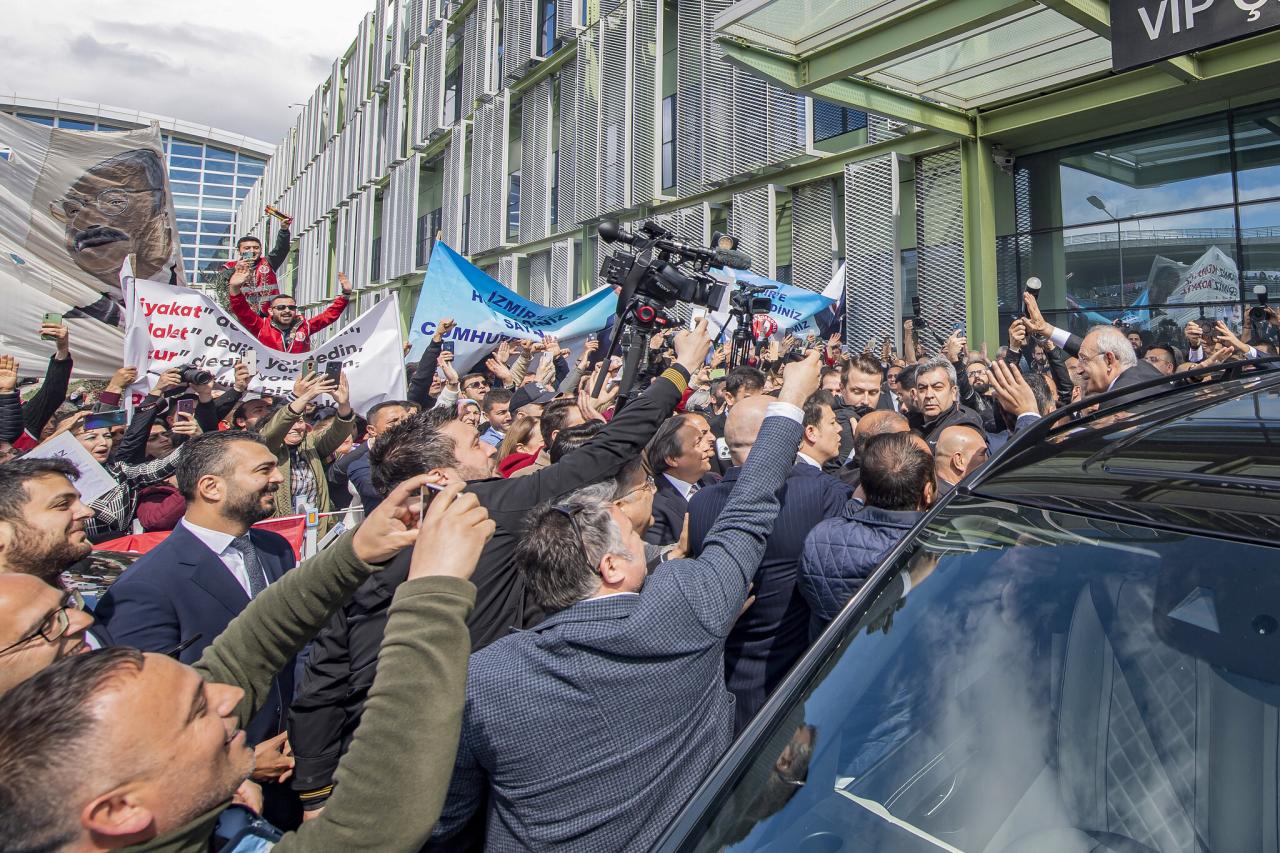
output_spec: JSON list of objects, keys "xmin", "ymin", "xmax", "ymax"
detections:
[
  {"xmin": 301, "ymin": 358, "xmax": 317, "ymax": 377},
  {"xmin": 324, "ymin": 361, "xmax": 343, "ymax": 384},
  {"xmin": 441, "ymin": 341, "xmax": 455, "ymax": 354},
  {"xmin": 175, "ymin": 398, "xmax": 197, "ymax": 419},
  {"xmin": 243, "ymin": 348, "xmax": 258, "ymax": 374},
  {"xmin": 41, "ymin": 312, "xmax": 63, "ymax": 340}
]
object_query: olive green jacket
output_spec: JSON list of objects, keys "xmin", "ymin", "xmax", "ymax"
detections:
[
  {"xmin": 125, "ymin": 531, "xmax": 476, "ymax": 852},
  {"xmin": 258, "ymin": 404, "xmax": 355, "ymax": 527}
]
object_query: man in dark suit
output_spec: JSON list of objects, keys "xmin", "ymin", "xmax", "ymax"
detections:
[
  {"xmin": 430, "ymin": 352, "xmax": 823, "ymax": 852},
  {"xmin": 1021, "ymin": 291, "xmax": 1163, "ymax": 396},
  {"xmin": 337, "ymin": 399, "xmax": 413, "ymax": 515},
  {"xmin": 688, "ymin": 390, "xmax": 850, "ymax": 731},
  {"xmin": 643, "ymin": 411, "xmax": 718, "ymax": 546},
  {"xmin": 95, "ymin": 431, "xmax": 298, "ymax": 804}
]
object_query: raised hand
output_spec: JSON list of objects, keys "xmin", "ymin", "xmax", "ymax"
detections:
[
  {"xmin": 673, "ymin": 318, "xmax": 713, "ymax": 373},
  {"xmin": 233, "ymin": 359, "xmax": 252, "ymax": 392},
  {"xmin": 408, "ymin": 482, "xmax": 495, "ymax": 581},
  {"xmin": 338, "ymin": 272, "xmax": 353, "ymax": 295},
  {"xmin": 353, "ymin": 474, "xmax": 443, "ymax": 563},
  {"xmin": 989, "ymin": 359, "xmax": 1039, "ymax": 416},
  {"xmin": 434, "ymin": 318, "xmax": 457, "ymax": 343},
  {"xmin": 153, "ymin": 367, "xmax": 184, "ymax": 394},
  {"xmin": 1022, "ymin": 290, "xmax": 1049, "ymax": 337},
  {"xmin": 171, "ymin": 410, "xmax": 203, "ymax": 437},
  {"xmin": 291, "ymin": 370, "xmax": 328, "ymax": 401},
  {"xmin": 0, "ymin": 355, "xmax": 18, "ymax": 393},
  {"xmin": 777, "ymin": 350, "xmax": 822, "ymax": 408},
  {"xmin": 1008, "ymin": 318, "xmax": 1028, "ymax": 351}
]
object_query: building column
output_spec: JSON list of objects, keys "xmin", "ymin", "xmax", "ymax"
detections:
[{"xmin": 961, "ymin": 137, "xmax": 1000, "ymax": 348}]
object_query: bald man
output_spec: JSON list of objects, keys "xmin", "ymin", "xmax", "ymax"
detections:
[
  {"xmin": 835, "ymin": 409, "xmax": 911, "ymax": 490},
  {"xmin": 934, "ymin": 424, "xmax": 989, "ymax": 492},
  {"xmin": 688, "ymin": 391, "xmax": 851, "ymax": 732}
]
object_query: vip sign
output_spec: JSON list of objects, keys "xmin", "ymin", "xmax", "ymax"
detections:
[{"xmin": 1111, "ymin": 0, "xmax": 1280, "ymax": 72}]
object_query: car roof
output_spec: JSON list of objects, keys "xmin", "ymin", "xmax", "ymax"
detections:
[{"xmin": 968, "ymin": 362, "xmax": 1280, "ymax": 546}]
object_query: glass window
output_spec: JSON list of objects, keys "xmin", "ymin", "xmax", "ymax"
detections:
[
  {"xmin": 538, "ymin": 0, "xmax": 557, "ymax": 56},
  {"xmin": 202, "ymin": 209, "xmax": 233, "ymax": 222},
  {"xmin": 200, "ymin": 197, "xmax": 234, "ymax": 210},
  {"xmin": 201, "ymin": 221, "xmax": 232, "ymax": 236},
  {"xmin": 205, "ymin": 145, "xmax": 235, "ymax": 162},
  {"xmin": 812, "ymin": 98, "xmax": 867, "ymax": 142},
  {"xmin": 172, "ymin": 193, "xmax": 201, "ymax": 208},
  {"xmin": 169, "ymin": 168, "xmax": 202, "ymax": 183},
  {"xmin": 550, "ymin": 151, "xmax": 559, "ymax": 229},
  {"xmin": 203, "ymin": 157, "xmax": 235, "ymax": 173},
  {"xmin": 181, "ymin": 247, "xmax": 197, "ymax": 260},
  {"xmin": 179, "ymin": 231, "xmax": 198, "ymax": 246},
  {"xmin": 679, "ymin": 495, "xmax": 1280, "ymax": 853},
  {"xmin": 237, "ymin": 160, "xmax": 266, "ymax": 176},
  {"xmin": 17, "ymin": 113, "xmax": 54, "ymax": 126},
  {"xmin": 237, "ymin": 174, "xmax": 259, "ymax": 187},
  {"xmin": 171, "ymin": 141, "xmax": 203, "ymax": 158},
  {"xmin": 661, "ymin": 95, "xmax": 677, "ymax": 190},
  {"xmin": 169, "ymin": 156, "xmax": 204, "ymax": 171},
  {"xmin": 444, "ymin": 67, "xmax": 462, "ymax": 126},
  {"xmin": 508, "ymin": 171, "xmax": 521, "ymax": 240},
  {"xmin": 1234, "ymin": 107, "xmax": 1280, "ymax": 204},
  {"xmin": 1017, "ymin": 116, "xmax": 1234, "ymax": 233},
  {"xmin": 204, "ymin": 184, "xmax": 235, "ymax": 198},
  {"xmin": 56, "ymin": 118, "xmax": 95, "ymax": 131},
  {"xmin": 171, "ymin": 181, "xmax": 201, "ymax": 196},
  {"xmin": 203, "ymin": 171, "xmax": 235, "ymax": 186}
]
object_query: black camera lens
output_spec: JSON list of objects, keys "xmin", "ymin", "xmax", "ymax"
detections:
[{"xmin": 180, "ymin": 366, "xmax": 213, "ymax": 386}]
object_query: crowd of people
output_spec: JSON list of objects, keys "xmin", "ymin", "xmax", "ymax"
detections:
[{"xmin": 0, "ymin": 261, "xmax": 1273, "ymax": 850}]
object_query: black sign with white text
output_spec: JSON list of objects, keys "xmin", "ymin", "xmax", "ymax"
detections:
[{"xmin": 1111, "ymin": 0, "xmax": 1280, "ymax": 72}]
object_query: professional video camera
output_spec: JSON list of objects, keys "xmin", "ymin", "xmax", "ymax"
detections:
[{"xmin": 594, "ymin": 219, "xmax": 754, "ymax": 405}]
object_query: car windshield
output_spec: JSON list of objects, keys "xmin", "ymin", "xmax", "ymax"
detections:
[{"xmin": 679, "ymin": 495, "xmax": 1280, "ymax": 853}]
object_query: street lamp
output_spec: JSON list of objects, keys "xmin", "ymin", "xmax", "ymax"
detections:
[{"xmin": 1087, "ymin": 194, "xmax": 1126, "ymax": 306}]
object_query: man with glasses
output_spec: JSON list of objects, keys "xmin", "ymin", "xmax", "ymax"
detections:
[
  {"xmin": 0, "ymin": 580, "xmax": 92, "ymax": 695},
  {"xmin": 228, "ymin": 269, "xmax": 353, "ymax": 353}
]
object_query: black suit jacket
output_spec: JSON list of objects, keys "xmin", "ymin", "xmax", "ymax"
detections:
[
  {"xmin": 688, "ymin": 462, "xmax": 851, "ymax": 731},
  {"xmin": 96, "ymin": 524, "xmax": 296, "ymax": 744},
  {"xmin": 644, "ymin": 471, "xmax": 720, "ymax": 547}
]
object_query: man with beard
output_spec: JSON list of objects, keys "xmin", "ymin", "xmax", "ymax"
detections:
[
  {"xmin": 51, "ymin": 149, "xmax": 176, "ymax": 325},
  {"xmin": 963, "ymin": 359, "xmax": 1002, "ymax": 433},
  {"xmin": 96, "ymin": 431, "xmax": 299, "ymax": 800},
  {"xmin": 0, "ymin": 457, "xmax": 95, "ymax": 585}
]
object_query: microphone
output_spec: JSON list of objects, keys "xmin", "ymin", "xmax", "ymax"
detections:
[
  {"xmin": 1025, "ymin": 276, "xmax": 1042, "ymax": 295},
  {"xmin": 713, "ymin": 248, "xmax": 753, "ymax": 271},
  {"xmin": 597, "ymin": 220, "xmax": 631, "ymax": 245}
]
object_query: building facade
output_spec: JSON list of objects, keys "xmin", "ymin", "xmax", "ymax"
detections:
[
  {"xmin": 2, "ymin": 96, "xmax": 274, "ymax": 289},
  {"xmin": 233, "ymin": 0, "xmax": 1280, "ymax": 349},
  {"xmin": 232, "ymin": 0, "xmax": 905, "ymax": 337}
]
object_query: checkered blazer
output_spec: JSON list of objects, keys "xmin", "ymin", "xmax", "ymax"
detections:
[{"xmin": 431, "ymin": 414, "xmax": 804, "ymax": 852}]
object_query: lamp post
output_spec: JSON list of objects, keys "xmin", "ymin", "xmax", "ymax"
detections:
[{"xmin": 1087, "ymin": 194, "xmax": 1126, "ymax": 306}]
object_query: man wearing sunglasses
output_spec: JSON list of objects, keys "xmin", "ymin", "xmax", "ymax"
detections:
[{"xmin": 228, "ymin": 269, "xmax": 353, "ymax": 353}]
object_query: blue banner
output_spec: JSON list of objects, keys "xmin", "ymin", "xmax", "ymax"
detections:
[
  {"xmin": 707, "ymin": 268, "xmax": 839, "ymax": 340},
  {"xmin": 407, "ymin": 242, "xmax": 618, "ymax": 371}
]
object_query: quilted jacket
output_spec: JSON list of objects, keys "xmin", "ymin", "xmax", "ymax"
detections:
[{"xmin": 799, "ymin": 502, "xmax": 923, "ymax": 639}]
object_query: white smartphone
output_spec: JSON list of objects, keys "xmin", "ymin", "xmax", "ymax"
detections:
[
  {"xmin": 243, "ymin": 348, "xmax": 258, "ymax": 374},
  {"xmin": 689, "ymin": 307, "xmax": 707, "ymax": 329}
]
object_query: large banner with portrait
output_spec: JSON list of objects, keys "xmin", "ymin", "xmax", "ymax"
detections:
[{"xmin": 0, "ymin": 111, "xmax": 185, "ymax": 377}]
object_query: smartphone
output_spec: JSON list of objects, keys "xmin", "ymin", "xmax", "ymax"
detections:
[
  {"xmin": 952, "ymin": 321, "xmax": 966, "ymax": 335},
  {"xmin": 41, "ymin": 312, "xmax": 63, "ymax": 340},
  {"xmin": 239, "ymin": 250, "xmax": 254, "ymax": 262},
  {"xmin": 174, "ymin": 398, "xmax": 197, "ymax": 419},
  {"xmin": 84, "ymin": 409, "xmax": 127, "ymax": 431},
  {"xmin": 324, "ymin": 360, "xmax": 343, "ymax": 384},
  {"xmin": 587, "ymin": 333, "xmax": 597, "ymax": 343},
  {"xmin": 243, "ymin": 348, "xmax": 257, "ymax": 374},
  {"xmin": 418, "ymin": 481, "xmax": 446, "ymax": 517},
  {"xmin": 301, "ymin": 358, "xmax": 316, "ymax": 377},
  {"xmin": 441, "ymin": 341, "xmax": 455, "ymax": 354}
]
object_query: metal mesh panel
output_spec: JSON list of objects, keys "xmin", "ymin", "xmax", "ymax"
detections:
[
  {"xmin": 556, "ymin": 0, "xmax": 575, "ymax": 37},
  {"xmin": 844, "ymin": 154, "xmax": 900, "ymax": 350},
  {"xmin": 729, "ymin": 186, "xmax": 775, "ymax": 277},
  {"xmin": 520, "ymin": 78, "xmax": 552, "ymax": 243},
  {"xmin": 503, "ymin": 0, "xmax": 534, "ymax": 83},
  {"xmin": 461, "ymin": 13, "xmax": 477, "ymax": 116},
  {"xmin": 469, "ymin": 97, "xmax": 508, "ymax": 254},
  {"xmin": 914, "ymin": 147, "xmax": 966, "ymax": 333},
  {"xmin": 700, "ymin": 0, "xmax": 734, "ymax": 185},
  {"xmin": 443, "ymin": 126, "xmax": 466, "ymax": 248},
  {"xmin": 867, "ymin": 114, "xmax": 910, "ymax": 145},
  {"xmin": 498, "ymin": 254, "xmax": 520, "ymax": 288},
  {"xmin": 630, "ymin": 0, "xmax": 658, "ymax": 205},
  {"xmin": 529, "ymin": 250, "xmax": 551, "ymax": 304},
  {"xmin": 558, "ymin": 59, "xmax": 580, "ymax": 227},
  {"xmin": 573, "ymin": 26, "xmax": 600, "ymax": 222},
  {"xmin": 409, "ymin": 0, "xmax": 430, "ymax": 44},
  {"xmin": 424, "ymin": 23, "xmax": 447, "ymax": 139},
  {"xmin": 598, "ymin": 7, "xmax": 629, "ymax": 212},
  {"xmin": 733, "ymin": 70, "xmax": 769, "ymax": 176},
  {"xmin": 791, "ymin": 178, "xmax": 837, "ymax": 293},
  {"xmin": 768, "ymin": 87, "xmax": 807, "ymax": 163},
  {"xmin": 385, "ymin": 69, "xmax": 405, "ymax": 166},
  {"xmin": 674, "ymin": 0, "xmax": 702, "ymax": 196},
  {"xmin": 550, "ymin": 239, "xmax": 575, "ymax": 306},
  {"xmin": 475, "ymin": 0, "xmax": 499, "ymax": 98}
]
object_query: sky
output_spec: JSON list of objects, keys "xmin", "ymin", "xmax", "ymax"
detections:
[{"xmin": 0, "ymin": 0, "xmax": 365, "ymax": 146}]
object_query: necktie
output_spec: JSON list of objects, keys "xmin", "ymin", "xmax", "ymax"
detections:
[{"xmin": 230, "ymin": 534, "xmax": 269, "ymax": 598}]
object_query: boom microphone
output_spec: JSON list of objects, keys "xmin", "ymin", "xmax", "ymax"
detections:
[{"xmin": 713, "ymin": 248, "xmax": 753, "ymax": 271}]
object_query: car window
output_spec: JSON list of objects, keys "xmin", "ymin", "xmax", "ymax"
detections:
[{"xmin": 678, "ymin": 496, "xmax": 1280, "ymax": 853}]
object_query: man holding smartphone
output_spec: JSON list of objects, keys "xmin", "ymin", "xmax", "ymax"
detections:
[
  {"xmin": 212, "ymin": 217, "xmax": 292, "ymax": 312},
  {"xmin": 228, "ymin": 271, "xmax": 353, "ymax": 353}
]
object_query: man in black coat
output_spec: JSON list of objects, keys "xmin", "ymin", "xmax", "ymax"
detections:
[
  {"xmin": 911, "ymin": 356, "xmax": 988, "ymax": 449},
  {"xmin": 288, "ymin": 321, "xmax": 714, "ymax": 815},
  {"xmin": 825, "ymin": 354, "xmax": 885, "ymax": 473},
  {"xmin": 688, "ymin": 392, "xmax": 850, "ymax": 732}
]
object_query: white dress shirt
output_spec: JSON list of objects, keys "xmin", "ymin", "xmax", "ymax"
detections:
[
  {"xmin": 179, "ymin": 518, "xmax": 253, "ymax": 596},
  {"xmin": 796, "ymin": 451, "xmax": 823, "ymax": 469},
  {"xmin": 662, "ymin": 473, "xmax": 698, "ymax": 501}
]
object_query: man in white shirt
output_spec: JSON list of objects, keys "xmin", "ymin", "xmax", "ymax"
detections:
[
  {"xmin": 643, "ymin": 412, "xmax": 717, "ymax": 546},
  {"xmin": 796, "ymin": 390, "xmax": 843, "ymax": 470}
]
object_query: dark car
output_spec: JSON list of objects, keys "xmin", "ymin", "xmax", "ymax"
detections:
[{"xmin": 657, "ymin": 361, "xmax": 1280, "ymax": 853}]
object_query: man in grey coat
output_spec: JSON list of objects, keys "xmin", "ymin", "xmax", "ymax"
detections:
[{"xmin": 430, "ymin": 352, "xmax": 823, "ymax": 852}]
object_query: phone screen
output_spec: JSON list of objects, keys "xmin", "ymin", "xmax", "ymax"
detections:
[
  {"xmin": 84, "ymin": 409, "xmax": 127, "ymax": 431},
  {"xmin": 324, "ymin": 361, "xmax": 343, "ymax": 383}
]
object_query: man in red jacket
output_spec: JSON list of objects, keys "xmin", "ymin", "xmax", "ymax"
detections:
[{"xmin": 229, "ymin": 267, "xmax": 353, "ymax": 352}]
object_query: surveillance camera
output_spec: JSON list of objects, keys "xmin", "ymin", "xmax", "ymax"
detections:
[{"xmin": 991, "ymin": 146, "xmax": 1015, "ymax": 174}]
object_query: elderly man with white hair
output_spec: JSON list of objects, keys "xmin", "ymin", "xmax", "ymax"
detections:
[{"xmin": 1021, "ymin": 291, "xmax": 1162, "ymax": 396}]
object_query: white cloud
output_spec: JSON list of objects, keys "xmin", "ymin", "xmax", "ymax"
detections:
[{"xmin": 0, "ymin": 0, "xmax": 366, "ymax": 145}]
